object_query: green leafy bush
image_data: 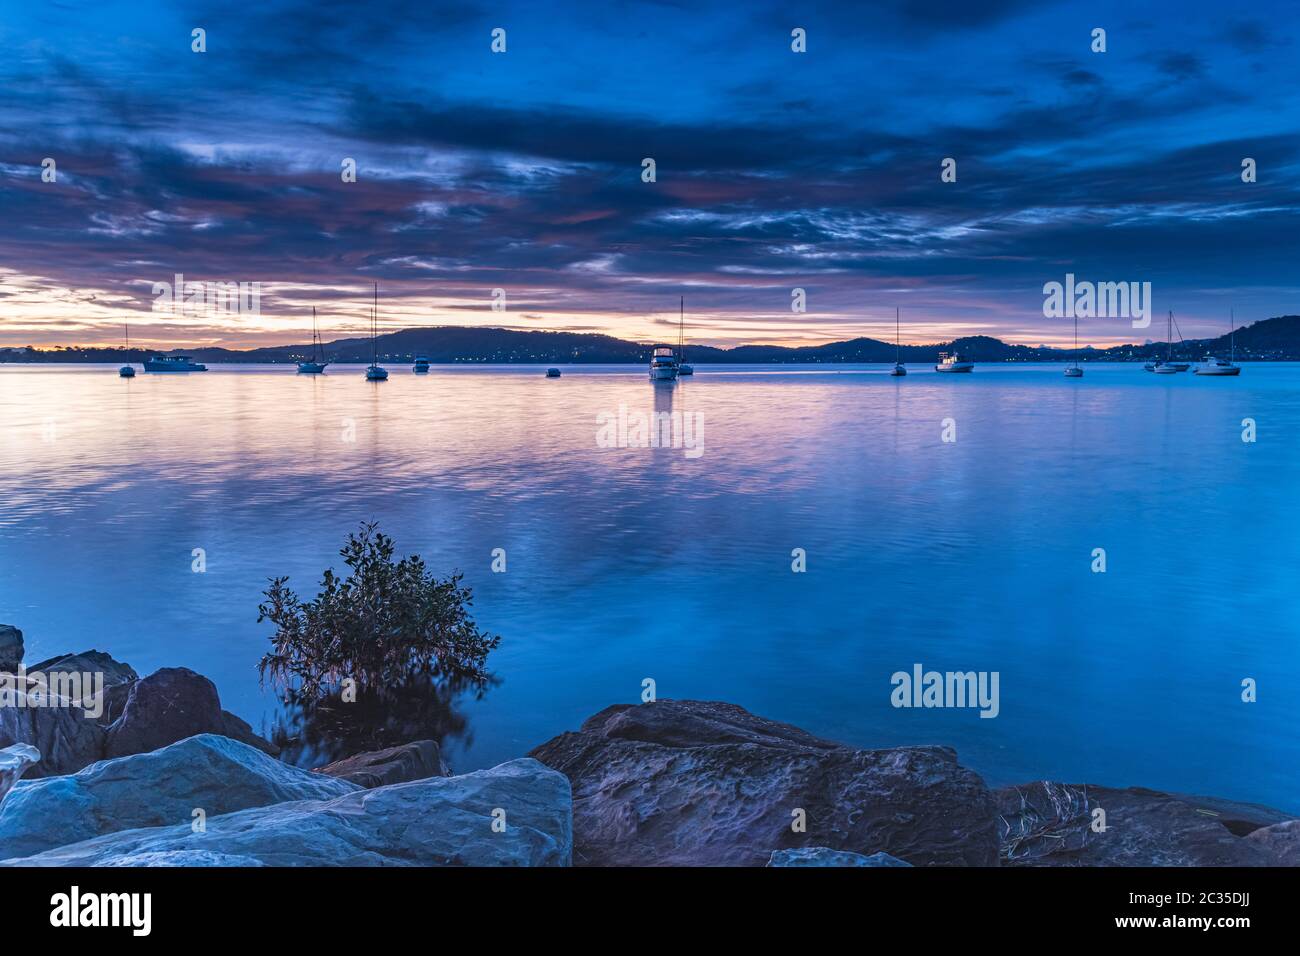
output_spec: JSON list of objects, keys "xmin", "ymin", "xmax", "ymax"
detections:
[{"xmin": 258, "ymin": 522, "xmax": 499, "ymax": 701}]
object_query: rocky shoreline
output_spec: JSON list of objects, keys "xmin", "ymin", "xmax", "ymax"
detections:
[{"xmin": 2, "ymin": 630, "xmax": 1297, "ymax": 866}]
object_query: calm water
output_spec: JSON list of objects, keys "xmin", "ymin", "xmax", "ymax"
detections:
[{"xmin": 1, "ymin": 362, "xmax": 1296, "ymax": 811}]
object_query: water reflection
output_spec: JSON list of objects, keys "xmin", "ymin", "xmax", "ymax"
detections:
[
  {"xmin": 267, "ymin": 676, "xmax": 491, "ymax": 770},
  {"xmin": 0, "ymin": 363, "xmax": 1297, "ymax": 811}
]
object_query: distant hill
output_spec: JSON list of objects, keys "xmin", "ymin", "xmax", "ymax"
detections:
[{"xmin": 6, "ymin": 315, "xmax": 1299, "ymax": 363}]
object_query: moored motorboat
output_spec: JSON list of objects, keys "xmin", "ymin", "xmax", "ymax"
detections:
[
  {"xmin": 413, "ymin": 355, "xmax": 430, "ymax": 373},
  {"xmin": 649, "ymin": 346, "xmax": 679, "ymax": 381},
  {"xmin": 546, "ymin": 367, "xmax": 561, "ymax": 378},
  {"xmin": 143, "ymin": 355, "xmax": 207, "ymax": 372},
  {"xmin": 1194, "ymin": 310, "xmax": 1242, "ymax": 376},
  {"xmin": 1194, "ymin": 355, "xmax": 1240, "ymax": 376},
  {"xmin": 935, "ymin": 351, "xmax": 974, "ymax": 372}
]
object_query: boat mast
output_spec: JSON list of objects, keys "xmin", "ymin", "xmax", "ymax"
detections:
[
  {"xmin": 1073, "ymin": 309, "xmax": 1078, "ymax": 367},
  {"xmin": 1230, "ymin": 308, "xmax": 1235, "ymax": 362},
  {"xmin": 1167, "ymin": 311, "xmax": 1173, "ymax": 362},
  {"xmin": 372, "ymin": 283, "xmax": 378, "ymax": 366},
  {"xmin": 678, "ymin": 296, "xmax": 685, "ymax": 361},
  {"xmin": 895, "ymin": 307, "xmax": 900, "ymax": 364}
]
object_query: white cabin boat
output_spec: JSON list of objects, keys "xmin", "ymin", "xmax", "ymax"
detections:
[
  {"xmin": 144, "ymin": 355, "xmax": 207, "ymax": 372},
  {"xmin": 649, "ymin": 347, "xmax": 679, "ymax": 381},
  {"xmin": 934, "ymin": 351, "xmax": 974, "ymax": 372}
]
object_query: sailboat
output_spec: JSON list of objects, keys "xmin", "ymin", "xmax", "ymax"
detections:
[
  {"xmin": 297, "ymin": 308, "xmax": 329, "ymax": 373},
  {"xmin": 118, "ymin": 322, "xmax": 135, "ymax": 377},
  {"xmin": 889, "ymin": 307, "xmax": 906, "ymax": 376},
  {"xmin": 1064, "ymin": 308, "xmax": 1083, "ymax": 377},
  {"xmin": 1150, "ymin": 311, "xmax": 1185, "ymax": 373},
  {"xmin": 1194, "ymin": 309, "xmax": 1242, "ymax": 376},
  {"xmin": 677, "ymin": 297, "xmax": 694, "ymax": 375},
  {"xmin": 365, "ymin": 283, "xmax": 388, "ymax": 381}
]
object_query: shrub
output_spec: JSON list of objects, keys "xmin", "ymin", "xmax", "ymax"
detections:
[{"xmin": 258, "ymin": 522, "xmax": 499, "ymax": 701}]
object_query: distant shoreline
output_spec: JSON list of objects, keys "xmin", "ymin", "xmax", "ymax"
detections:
[{"xmin": 3, "ymin": 314, "xmax": 1297, "ymax": 365}]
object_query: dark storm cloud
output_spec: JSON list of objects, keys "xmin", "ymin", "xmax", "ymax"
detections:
[{"xmin": 0, "ymin": 0, "xmax": 1297, "ymax": 346}]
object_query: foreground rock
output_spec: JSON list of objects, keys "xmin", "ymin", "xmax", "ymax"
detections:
[
  {"xmin": 0, "ymin": 687, "xmax": 106, "ymax": 779},
  {"xmin": 530, "ymin": 700, "xmax": 998, "ymax": 867},
  {"xmin": 996, "ymin": 781, "xmax": 1283, "ymax": 866},
  {"xmin": 26, "ymin": 650, "xmax": 139, "ymax": 723},
  {"xmin": 1244, "ymin": 820, "xmax": 1300, "ymax": 865},
  {"xmin": 316, "ymin": 740, "xmax": 450, "ymax": 788},
  {"xmin": 0, "ymin": 734, "xmax": 358, "ymax": 859},
  {"xmin": 1, "ymin": 646, "xmax": 278, "ymax": 778},
  {"xmin": 0, "ymin": 626, "xmax": 22, "ymax": 673},
  {"xmin": 768, "ymin": 847, "xmax": 911, "ymax": 867},
  {"xmin": 1166, "ymin": 792, "xmax": 1294, "ymax": 836},
  {"xmin": 0, "ymin": 743, "xmax": 39, "ymax": 805},
  {"xmin": 4, "ymin": 758, "xmax": 571, "ymax": 867}
]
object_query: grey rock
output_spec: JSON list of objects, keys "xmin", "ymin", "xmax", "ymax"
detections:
[
  {"xmin": 529, "ymin": 699, "xmax": 998, "ymax": 867},
  {"xmin": 0, "ymin": 626, "xmax": 22, "ymax": 673},
  {"xmin": 25, "ymin": 650, "xmax": 139, "ymax": 722},
  {"xmin": 219, "ymin": 711, "xmax": 279, "ymax": 758},
  {"xmin": 0, "ymin": 743, "xmax": 40, "ymax": 805},
  {"xmin": 1166, "ymin": 792, "xmax": 1294, "ymax": 836},
  {"xmin": 768, "ymin": 847, "xmax": 912, "ymax": 867},
  {"xmin": 1244, "ymin": 820, "xmax": 1300, "ymax": 865},
  {"xmin": 996, "ymin": 781, "xmax": 1280, "ymax": 866},
  {"xmin": 0, "ymin": 734, "xmax": 358, "ymax": 859},
  {"xmin": 4, "ymin": 758, "xmax": 572, "ymax": 867},
  {"xmin": 27, "ymin": 650, "xmax": 139, "ymax": 692},
  {"xmin": 315, "ymin": 740, "xmax": 450, "ymax": 788},
  {"xmin": 0, "ymin": 686, "xmax": 106, "ymax": 779},
  {"xmin": 104, "ymin": 667, "xmax": 225, "ymax": 759}
]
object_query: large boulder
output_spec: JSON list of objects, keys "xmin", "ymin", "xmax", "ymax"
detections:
[
  {"xmin": 219, "ymin": 711, "xmax": 279, "ymax": 758},
  {"xmin": 315, "ymin": 740, "xmax": 450, "ymax": 788},
  {"xmin": 1244, "ymin": 820, "xmax": 1300, "ymax": 865},
  {"xmin": 0, "ymin": 626, "xmax": 22, "ymax": 673},
  {"xmin": 996, "ymin": 781, "xmax": 1282, "ymax": 866},
  {"xmin": 104, "ymin": 668, "xmax": 225, "ymax": 759},
  {"xmin": 768, "ymin": 847, "xmax": 912, "ymax": 867},
  {"xmin": 25, "ymin": 650, "xmax": 139, "ymax": 723},
  {"xmin": 0, "ymin": 734, "xmax": 358, "ymax": 859},
  {"xmin": 0, "ymin": 687, "xmax": 106, "ymax": 778},
  {"xmin": 4, "ymin": 758, "xmax": 572, "ymax": 867},
  {"xmin": 0, "ymin": 743, "xmax": 39, "ymax": 805},
  {"xmin": 529, "ymin": 700, "xmax": 998, "ymax": 867}
]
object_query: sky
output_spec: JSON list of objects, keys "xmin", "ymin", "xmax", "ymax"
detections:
[{"xmin": 0, "ymin": 0, "xmax": 1297, "ymax": 350}]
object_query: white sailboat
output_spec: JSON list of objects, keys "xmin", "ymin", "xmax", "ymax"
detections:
[
  {"xmin": 365, "ymin": 283, "xmax": 388, "ymax": 381},
  {"xmin": 677, "ymin": 297, "xmax": 694, "ymax": 375},
  {"xmin": 298, "ymin": 308, "xmax": 329, "ymax": 373},
  {"xmin": 1149, "ymin": 311, "xmax": 1188, "ymax": 373},
  {"xmin": 889, "ymin": 307, "xmax": 906, "ymax": 376},
  {"xmin": 1064, "ymin": 309, "xmax": 1083, "ymax": 377},
  {"xmin": 119, "ymin": 322, "xmax": 135, "ymax": 377}
]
